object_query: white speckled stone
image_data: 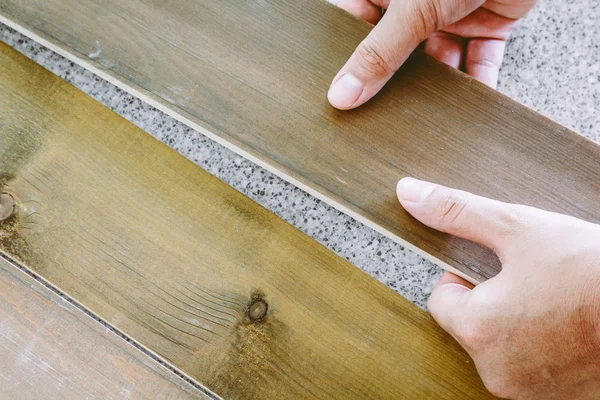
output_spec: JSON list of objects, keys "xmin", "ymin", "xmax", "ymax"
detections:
[
  {"xmin": 0, "ymin": 0, "xmax": 598, "ymax": 310},
  {"xmin": 499, "ymin": 0, "xmax": 600, "ymax": 143}
]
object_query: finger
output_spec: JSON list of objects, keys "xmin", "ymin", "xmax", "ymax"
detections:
[
  {"xmin": 328, "ymin": 0, "xmax": 486, "ymax": 110},
  {"xmin": 327, "ymin": 12, "xmax": 409, "ymax": 110},
  {"xmin": 427, "ymin": 271, "xmax": 472, "ymax": 334},
  {"xmin": 484, "ymin": 0, "xmax": 537, "ymax": 20},
  {"xmin": 424, "ymin": 31, "xmax": 465, "ymax": 69},
  {"xmin": 396, "ymin": 177, "xmax": 519, "ymax": 253},
  {"xmin": 442, "ymin": 8, "xmax": 517, "ymax": 40},
  {"xmin": 439, "ymin": 270, "xmax": 475, "ymax": 289},
  {"xmin": 336, "ymin": 0, "xmax": 383, "ymax": 25},
  {"xmin": 464, "ymin": 39, "xmax": 506, "ymax": 88}
]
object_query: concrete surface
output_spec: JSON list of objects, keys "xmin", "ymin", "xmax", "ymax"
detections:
[{"xmin": 1, "ymin": 0, "xmax": 598, "ymax": 309}]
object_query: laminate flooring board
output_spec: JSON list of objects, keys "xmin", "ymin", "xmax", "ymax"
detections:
[
  {"xmin": 2, "ymin": 1, "xmax": 599, "ymax": 283},
  {"xmin": 0, "ymin": 257, "xmax": 208, "ymax": 400},
  {"xmin": 0, "ymin": 42, "xmax": 493, "ymax": 399}
]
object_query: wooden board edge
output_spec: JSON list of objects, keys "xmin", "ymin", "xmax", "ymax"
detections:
[{"xmin": 0, "ymin": 14, "xmax": 480, "ymax": 285}]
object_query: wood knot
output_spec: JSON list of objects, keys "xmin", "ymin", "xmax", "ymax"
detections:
[
  {"xmin": 0, "ymin": 193, "xmax": 15, "ymax": 222},
  {"xmin": 246, "ymin": 298, "xmax": 268, "ymax": 322}
]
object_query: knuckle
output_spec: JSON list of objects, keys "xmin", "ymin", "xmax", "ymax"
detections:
[
  {"xmin": 491, "ymin": 203, "xmax": 530, "ymax": 247},
  {"xmin": 355, "ymin": 38, "xmax": 394, "ymax": 76},
  {"xmin": 496, "ymin": 203, "xmax": 522, "ymax": 233},
  {"xmin": 466, "ymin": 58, "xmax": 501, "ymax": 71},
  {"xmin": 410, "ymin": 0, "xmax": 444, "ymax": 39},
  {"xmin": 436, "ymin": 190, "xmax": 468, "ymax": 225}
]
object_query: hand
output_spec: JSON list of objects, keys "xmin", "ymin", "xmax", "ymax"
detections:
[
  {"xmin": 328, "ymin": 0, "xmax": 537, "ymax": 109},
  {"xmin": 396, "ymin": 177, "xmax": 600, "ymax": 399}
]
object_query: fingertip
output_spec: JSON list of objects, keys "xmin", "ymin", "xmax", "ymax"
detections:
[
  {"xmin": 396, "ymin": 177, "xmax": 409, "ymax": 201},
  {"xmin": 328, "ymin": 73, "xmax": 364, "ymax": 110},
  {"xmin": 470, "ymin": 68, "xmax": 499, "ymax": 89},
  {"xmin": 424, "ymin": 32, "xmax": 464, "ymax": 69},
  {"xmin": 427, "ymin": 280, "xmax": 470, "ymax": 331},
  {"xmin": 465, "ymin": 39, "xmax": 505, "ymax": 89},
  {"xmin": 396, "ymin": 178, "xmax": 434, "ymax": 225},
  {"xmin": 336, "ymin": 0, "xmax": 383, "ymax": 25},
  {"xmin": 396, "ymin": 177, "xmax": 436, "ymax": 204}
]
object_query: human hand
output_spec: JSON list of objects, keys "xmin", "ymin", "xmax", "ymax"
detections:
[
  {"xmin": 328, "ymin": 0, "xmax": 537, "ymax": 109},
  {"xmin": 396, "ymin": 177, "xmax": 600, "ymax": 399}
]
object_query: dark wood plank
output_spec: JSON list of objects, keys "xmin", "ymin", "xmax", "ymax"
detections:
[
  {"xmin": 0, "ymin": 42, "xmax": 492, "ymax": 399},
  {"xmin": 0, "ymin": 257, "xmax": 209, "ymax": 399},
  {"xmin": 1, "ymin": 0, "xmax": 598, "ymax": 282}
]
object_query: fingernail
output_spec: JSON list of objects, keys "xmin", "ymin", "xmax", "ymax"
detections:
[
  {"xmin": 328, "ymin": 74, "xmax": 363, "ymax": 109},
  {"xmin": 397, "ymin": 178, "xmax": 436, "ymax": 203}
]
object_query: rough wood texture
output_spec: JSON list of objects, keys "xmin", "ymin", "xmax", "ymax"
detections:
[
  {"xmin": 0, "ymin": 42, "xmax": 493, "ymax": 399},
  {"xmin": 1, "ymin": 0, "xmax": 599, "ymax": 282},
  {"xmin": 0, "ymin": 257, "xmax": 208, "ymax": 399}
]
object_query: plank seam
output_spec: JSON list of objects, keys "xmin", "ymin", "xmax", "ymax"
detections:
[{"xmin": 0, "ymin": 252, "xmax": 222, "ymax": 400}]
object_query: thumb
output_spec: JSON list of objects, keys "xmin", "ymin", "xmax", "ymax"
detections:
[
  {"xmin": 328, "ymin": 0, "xmax": 484, "ymax": 109},
  {"xmin": 427, "ymin": 271, "xmax": 473, "ymax": 335}
]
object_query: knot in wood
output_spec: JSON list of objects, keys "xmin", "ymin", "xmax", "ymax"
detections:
[
  {"xmin": 0, "ymin": 193, "xmax": 15, "ymax": 222},
  {"xmin": 246, "ymin": 298, "xmax": 268, "ymax": 322}
]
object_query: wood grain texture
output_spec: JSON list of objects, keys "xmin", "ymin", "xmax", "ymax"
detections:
[
  {"xmin": 0, "ymin": 257, "xmax": 208, "ymax": 400},
  {"xmin": 1, "ymin": 0, "xmax": 598, "ymax": 282},
  {"xmin": 0, "ymin": 42, "xmax": 493, "ymax": 399}
]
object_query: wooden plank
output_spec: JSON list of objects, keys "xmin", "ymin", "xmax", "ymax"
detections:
[
  {"xmin": 0, "ymin": 42, "xmax": 492, "ymax": 399},
  {"xmin": 0, "ymin": 257, "xmax": 208, "ymax": 400},
  {"xmin": 1, "ymin": 0, "xmax": 598, "ymax": 283}
]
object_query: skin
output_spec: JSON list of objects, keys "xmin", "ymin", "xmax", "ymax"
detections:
[
  {"xmin": 328, "ymin": 0, "xmax": 537, "ymax": 109},
  {"xmin": 395, "ymin": 178, "xmax": 600, "ymax": 398},
  {"xmin": 330, "ymin": 2, "xmax": 600, "ymax": 397}
]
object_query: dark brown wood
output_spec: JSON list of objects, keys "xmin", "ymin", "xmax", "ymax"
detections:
[
  {"xmin": 0, "ymin": 42, "xmax": 493, "ymax": 399},
  {"xmin": 0, "ymin": 257, "xmax": 208, "ymax": 399},
  {"xmin": 1, "ymin": 0, "xmax": 598, "ymax": 282}
]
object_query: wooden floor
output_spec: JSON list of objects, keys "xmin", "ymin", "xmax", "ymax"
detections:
[
  {"xmin": 0, "ymin": 256, "xmax": 209, "ymax": 399},
  {"xmin": 0, "ymin": 0, "xmax": 598, "ymax": 282},
  {"xmin": 0, "ymin": 42, "xmax": 493, "ymax": 398}
]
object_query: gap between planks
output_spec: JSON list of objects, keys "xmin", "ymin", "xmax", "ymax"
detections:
[{"xmin": 0, "ymin": 253, "xmax": 222, "ymax": 400}]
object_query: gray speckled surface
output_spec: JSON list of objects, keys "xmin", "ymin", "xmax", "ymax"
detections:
[{"xmin": 0, "ymin": 0, "xmax": 598, "ymax": 310}]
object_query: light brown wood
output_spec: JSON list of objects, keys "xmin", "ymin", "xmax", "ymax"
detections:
[
  {"xmin": 0, "ymin": 0, "xmax": 598, "ymax": 283},
  {"xmin": 0, "ymin": 256, "xmax": 208, "ymax": 400},
  {"xmin": 0, "ymin": 42, "xmax": 493, "ymax": 399}
]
